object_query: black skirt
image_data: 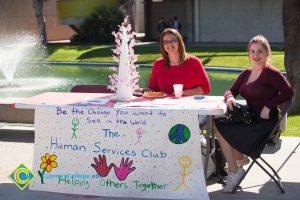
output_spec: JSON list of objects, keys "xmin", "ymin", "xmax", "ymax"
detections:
[{"xmin": 214, "ymin": 109, "xmax": 279, "ymax": 158}]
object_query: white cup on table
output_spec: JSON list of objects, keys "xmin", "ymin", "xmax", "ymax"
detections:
[{"xmin": 173, "ymin": 84, "xmax": 183, "ymax": 98}]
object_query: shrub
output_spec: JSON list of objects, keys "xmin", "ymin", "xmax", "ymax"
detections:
[{"xmin": 71, "ymin": 6, "xmax": 123, "ymax": 44}]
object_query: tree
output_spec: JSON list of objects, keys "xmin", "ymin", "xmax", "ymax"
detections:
[
  {"xmin": 71, "ymin": 6, "xmax": 123, "ymax": 44},
  {"xmin": 283, "ymin": 0, "xmax": 300, "ymax": 114},
  {"xmin": 33, "ymin": 0, "xmax": 47, "ymax": 44}
]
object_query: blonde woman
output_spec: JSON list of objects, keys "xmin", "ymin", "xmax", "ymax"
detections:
[{"xmin": 214, "ymin": 35, "xmax": 294, "ymax": 192}]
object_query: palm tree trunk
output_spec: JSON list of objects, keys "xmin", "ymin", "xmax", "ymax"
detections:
[
  {"xmin": 120, "ymin": 0, "xmax": 135, "ymax": 31},
  {"xmin": 33, "ymin": 0, "xmax": 47, "ymax": 44},
  {"xmin": 283, "ymin": 0, "xmax": 300, "ymax": 114},
  {"xmin": 125, "ymin": 0, "xmax": 134, "ymax": 30}
]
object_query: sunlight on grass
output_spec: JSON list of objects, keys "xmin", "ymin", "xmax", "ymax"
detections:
[
  {"xmin": 282, "ymin": 115, "xmax": 300, "ymax": 137},
  {"xmin": 47, "ymin": 44, "xmax": 285, "ymax": 70}
]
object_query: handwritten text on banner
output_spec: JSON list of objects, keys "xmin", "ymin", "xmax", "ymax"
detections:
[{"xmin": 30, "ymin": 105, "xmax": 209, "ymax": 200}]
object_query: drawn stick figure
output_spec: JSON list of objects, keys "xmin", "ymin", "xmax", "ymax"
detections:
[
  {"xmin": 175, "ymin": 156, "xmax": 192, "ymax": 191},
  {"xmin": 135, "ymin": 128, "xmax": 144, "ymax": 145},
  {"xmin": 71, "ymin": 118, "xmax": 79, "ymax": 139}
]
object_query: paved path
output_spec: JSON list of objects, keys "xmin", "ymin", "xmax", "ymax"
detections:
[{"xmin": 0, "ymin": 131, "xmax": 299, "ymax": 200}]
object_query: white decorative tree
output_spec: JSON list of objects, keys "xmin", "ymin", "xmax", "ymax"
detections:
[{"xmin": 108, "ymin": 17, "xmax": 139, "ymax": 100}]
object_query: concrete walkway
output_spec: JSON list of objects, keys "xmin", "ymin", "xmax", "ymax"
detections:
[{"xmin": 0, "ymin": 130, "xmax": 299, "ymax": 200}]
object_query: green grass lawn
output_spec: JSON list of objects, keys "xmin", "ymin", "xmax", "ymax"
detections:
[
  {"xmin": 46, "ymin": 44, "xmax": 286, "ymax": 71},
  {"xmin": 282, "ymin": 115, "xmax": 300, "ymax": 137},
  {"xmin": 29, "ymin": 44, "xmax": 297, "ymax": 136}
]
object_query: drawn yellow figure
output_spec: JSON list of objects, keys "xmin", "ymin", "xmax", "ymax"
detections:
[{"xmin": 175, "ymin": 156, "xmax": 192, "ymax": 191}]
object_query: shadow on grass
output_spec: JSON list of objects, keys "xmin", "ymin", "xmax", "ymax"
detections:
[
  {"xmin": 76, "ymin": 47, "xmax": 112, "ymax": 60},
  {"xmin": 202, "ymin": 57, "xmax": 212, "ymax": 66},
  {"xmin": 47, "ymin": 44, "xmax": 98, "ymax": 55}
]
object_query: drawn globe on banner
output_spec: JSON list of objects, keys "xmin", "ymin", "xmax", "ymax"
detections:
[{"xmin": 168, "ymin": 124, "xmax": 191, "ymax": 144}]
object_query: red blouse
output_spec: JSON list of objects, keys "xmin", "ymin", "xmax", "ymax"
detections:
[{"xmin": 148, "ymin": 55, "xmax": 210, "ymax": 95}]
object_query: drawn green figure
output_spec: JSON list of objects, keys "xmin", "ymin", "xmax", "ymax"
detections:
[
  {"xmin": 71, "ymin": 118, "xmax": 79, "ymax": 139},
  {"xmin": 175, "ymin": 156, "xmax": 192, "ymax": 191}
]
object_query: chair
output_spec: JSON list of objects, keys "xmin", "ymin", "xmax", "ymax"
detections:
[
  {"xmin": 232, "ymin": 99, "xmax": 293, "ymax": 193},
  {"xmin": 71, "ymin": 84, "xmax": 113, "ymax": 93}
]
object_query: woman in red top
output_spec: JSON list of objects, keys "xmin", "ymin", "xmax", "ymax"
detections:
[
  {"xmin": 214, "ymin": 35, "xmax": 294, "ymax": 192},
  {"xmin": 147, "ymin": 28, "xmax": 210, "ymax": 96}
]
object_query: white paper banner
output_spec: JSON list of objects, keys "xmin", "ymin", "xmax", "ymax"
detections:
[{"xmin": 30, "ymin": 105, "xmax": 209, "ymax": 200}]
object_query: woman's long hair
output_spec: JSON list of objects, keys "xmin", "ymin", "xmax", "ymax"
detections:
[{"xmin": 160, "ymin": 28, "xmax": 187, "ymax": 67}]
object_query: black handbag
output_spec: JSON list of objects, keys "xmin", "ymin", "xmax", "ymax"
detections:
[{"xmin": 227, "ymin": 103, "xmax": 256, "ymax": 126}]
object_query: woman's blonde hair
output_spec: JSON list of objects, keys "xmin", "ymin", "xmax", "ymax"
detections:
[
  {"xmin": 248, "ymin": 35, "xmax": 272, "ymax": 63},
  {"xmin": 160, "ymin": 28, "xmax": 187, "ymax": 67}
]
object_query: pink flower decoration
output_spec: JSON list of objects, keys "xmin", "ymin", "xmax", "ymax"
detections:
[{"xmin": 108, "ymin": 17, "xmax": 140, "ymax": 92}]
